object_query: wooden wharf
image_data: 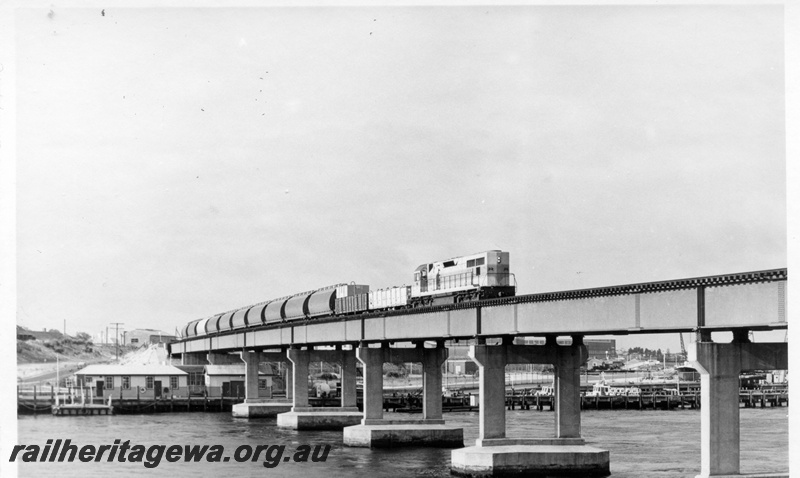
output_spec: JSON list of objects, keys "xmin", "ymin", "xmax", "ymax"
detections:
[
  {"xmin": 501, "ymin": 386, "xmax": 788, "ymax": 411},
  {"xmin": 19, "ymin": 384, "xmax": 788, "ymax": 415}
]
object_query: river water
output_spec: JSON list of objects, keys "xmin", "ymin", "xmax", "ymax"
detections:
[{"xmin": 16, "ymin": 407, "xmax": 788, "ymax": 477}]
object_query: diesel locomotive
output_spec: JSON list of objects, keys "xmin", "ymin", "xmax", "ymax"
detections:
[{"xmin": 181, "ymin": 250, "xmax": 515, "ymax": 338}]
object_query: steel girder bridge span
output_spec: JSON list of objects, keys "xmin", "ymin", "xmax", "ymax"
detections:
[{"xmin": 170, "ymin": 268, "xmax": 788, "ymax": 478}]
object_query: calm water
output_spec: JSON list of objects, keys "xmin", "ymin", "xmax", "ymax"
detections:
[{"xmin": 15, "ymin": 408, "xmax": 788, "ymax": 477}]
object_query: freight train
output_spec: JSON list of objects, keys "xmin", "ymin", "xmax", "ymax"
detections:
[{"xmin": 181, "ymin": 250, "xmax": 515, "ymax": 338}]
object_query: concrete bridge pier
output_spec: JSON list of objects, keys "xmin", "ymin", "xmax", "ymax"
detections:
[
  {"xmin": 343, "ymin": 342, "xmax": 464, "ymax": 448},
  {"xmin": 689, "ymin": 336, "xmax": 788, "ymax": 478},
  {"xmin": 277, "ymin": 345, "xmax": 363, "ymax": 430},
  {"xmin": 340, "ymin": 346, "xmax": 358, "ymax": 409},
  {"xmin": 451, "ymin": 338, "xmax": 610, "ymax": 477},
  {"xmin": 232, "ymin": 350, "xmax": 294, "ymax": 418},
  {"xmin": 242, "ymin": 350, "xmax": 261, "ymax": 403}
]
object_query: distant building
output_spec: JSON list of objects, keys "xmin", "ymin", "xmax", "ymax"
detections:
[
  {"xmin": 74, "ymin": 364, "xmax": 189, "ymax": 399},
  {"xmin": 16, "ymin": 326, "xmax": 66, "ymax": 341},
  {"xmin": 584, "ymin": 339, "xmax": 616, "ymax": 359},
  {"xmin": 586, "ymin": 358, "xmax": 607, "ymax": 370},
  {"xmin": 16, "ymin": 326, "xmax": 36, "ymax": 341},
  {"xmin": 125, "ymin": 329, "xmax": 177, "ymax": 346}
]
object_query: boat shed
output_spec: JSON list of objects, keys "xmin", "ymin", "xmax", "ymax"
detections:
[
  {"xmin": 204, "ymin": 364, "xmax": 274, "ymax": 398},
  {"xmin": 74, "ymin": 364, "xmax": 189, "ymax": 399}
]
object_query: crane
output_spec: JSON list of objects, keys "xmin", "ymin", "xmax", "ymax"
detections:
[{"xmin": 679, "ymin": 333, "xmax": 687, "ymax": 361}]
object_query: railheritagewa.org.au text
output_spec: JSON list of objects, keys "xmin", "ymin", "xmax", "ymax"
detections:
[{"xmin": 10, "ymin": 439, "xmax": 331, "ymax": 468}]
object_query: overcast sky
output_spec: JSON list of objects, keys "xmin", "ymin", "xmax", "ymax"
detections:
[{"xmin": 11, "ymin": 5, "xmax": 787, "ymax": 352}]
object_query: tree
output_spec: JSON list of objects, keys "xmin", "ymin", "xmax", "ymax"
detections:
[
  {"xmin": 383, "ymin": 363, "xmax": 408, "ymax": 379},
  {"xmin": 75, "ymin": 332, "xmax": 93, "ymax": 344}
]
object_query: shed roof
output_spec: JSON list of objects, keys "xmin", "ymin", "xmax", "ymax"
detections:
[
  {"xmin": 76, "ymin": 364, "xmax": 187, "ymax": 376},
  {"xmin": 174, "ymin": 365, "xmax": 206, "ymax": 373}
]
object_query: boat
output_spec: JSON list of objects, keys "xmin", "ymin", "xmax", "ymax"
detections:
[{"xmin": 585, "ymin": 380, "xmax": 641, "ymax": 397}]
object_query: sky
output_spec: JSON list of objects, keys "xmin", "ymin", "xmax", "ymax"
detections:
[{"xmin": 7, "ymin": 4, "xmax": 789, "ymax": 355}]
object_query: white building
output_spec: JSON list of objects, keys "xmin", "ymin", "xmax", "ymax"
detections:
[{"xmin": 74, "ymin": 364, "xmax": 188, "ymax": 399}]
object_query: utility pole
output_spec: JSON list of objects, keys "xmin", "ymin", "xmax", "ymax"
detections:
[{"xmin": 110, "ymin": 322, "xmax": 124, "ymax": 360}]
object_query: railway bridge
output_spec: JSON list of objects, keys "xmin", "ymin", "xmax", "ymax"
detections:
[{"xmin": 169, "ymin": 268, "xmax": 788, "ymax": 477}]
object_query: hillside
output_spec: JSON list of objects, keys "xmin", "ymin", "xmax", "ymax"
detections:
[
  {"xmin": 16, "ymin": 325, "xmax": 132, "ymax": 364},
  {"xmin": 17, "ymin": 325, "xmax": 145, "ymax": 385}
]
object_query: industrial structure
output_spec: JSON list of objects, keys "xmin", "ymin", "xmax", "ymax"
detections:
[{"xmin": 125, "ymin": 328, "xmax": 177, "ymax": 346}]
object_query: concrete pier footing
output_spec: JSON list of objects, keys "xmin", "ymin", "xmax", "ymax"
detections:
[
  {"xmin": 343, "ymin": 421, "xmax": 464, "ymax": 448},
  {"xmin": 451, "ymin": 444, "xmax": 610, "ymax": 477},
  {"xmin": 231, "ymin": 400, "xmax": 293, "ymax": 418},
  {"xmin": 475, "ymin": 438, "xmax": 586, "ymax": 447},
  {"xmin": 693, "ymin": 474, "xmax": 789, "ymax": 478},
  {"xmin": 276, "ymin": 407, "xmax": 362, "ymax": 430}
]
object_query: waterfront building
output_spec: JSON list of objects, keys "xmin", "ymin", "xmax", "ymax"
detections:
[{"xmin": 74, "ymin": 364, "xmax": 189, "ymax": 398}]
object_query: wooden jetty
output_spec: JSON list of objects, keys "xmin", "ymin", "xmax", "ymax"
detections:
[{"xmin": 52, "ymin": 403, "xmax": 114, "ymax": 416}]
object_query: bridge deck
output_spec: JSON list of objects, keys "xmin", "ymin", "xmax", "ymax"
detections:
[{"xmin": 171, "ymin": 269, "xmax": 787, "ymax": 354}]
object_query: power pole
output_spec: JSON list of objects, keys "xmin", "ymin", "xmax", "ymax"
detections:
[{"xmin": 110, "ymin": 322, "xmax": 124, "ymax": 360}]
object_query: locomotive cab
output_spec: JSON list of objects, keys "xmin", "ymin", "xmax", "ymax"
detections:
[
  {"xmin": 414, "ymin": 264, "xmax": 429, "ymax": 293},
  {"xmin": 411, "ymin": 250, "xmax": 515, "ymax": 306}
]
